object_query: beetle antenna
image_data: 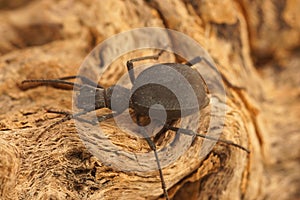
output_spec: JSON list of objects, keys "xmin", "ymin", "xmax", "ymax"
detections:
[{"xmin": 21, "ymin": 79, "xmax": 84, "ymax": 90}]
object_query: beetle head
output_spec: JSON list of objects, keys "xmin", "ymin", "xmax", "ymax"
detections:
[{"xmin": 76, "ymin": 85, "xmax": 106, "ymax": 111}]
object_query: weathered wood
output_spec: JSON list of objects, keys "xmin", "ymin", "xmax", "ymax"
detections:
[{"xmin": 0, "ymin": 0, "xmax": 299, "ymax": 200}]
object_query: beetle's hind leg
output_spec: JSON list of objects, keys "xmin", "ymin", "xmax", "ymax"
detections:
[{"xmin": 165, "ymin": 125, "xmax": 250, "ymax": 153}]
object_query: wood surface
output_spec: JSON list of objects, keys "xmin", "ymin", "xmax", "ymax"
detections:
[{"xmin": 0, "ymin": 0, "xmax": 299, "ymax": 200}]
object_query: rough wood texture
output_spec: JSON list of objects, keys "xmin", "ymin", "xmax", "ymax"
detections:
[{"xmin": 0, "ymin": 1, "xmax": 299, "ymax": 200}]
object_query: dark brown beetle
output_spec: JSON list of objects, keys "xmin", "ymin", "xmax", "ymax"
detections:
[
  {"xmin": 22, "ymin": 50, "xmax": 249, "ymax": 200},
  {"xmin": 130, "ymin": 63, "xmax": 210, "ymax": 121}
]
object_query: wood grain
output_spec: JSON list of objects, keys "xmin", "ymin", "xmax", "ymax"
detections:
[{"xmin": 0, "ymin": 0, "xmax": 299, "ymax": 200}]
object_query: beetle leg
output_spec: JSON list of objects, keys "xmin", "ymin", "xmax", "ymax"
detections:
[
  {"xmin": 185, "ymin": 56, "xmax": 220, "ymax": 77},
  {"xmin": 185, "ymin": 56, "xmax": 202, "ymax": 67},
  {"xmin": 37, "ymin": 109, "xmax": 120, "ymax": 142},
  {"xmin": 47, "ymin": 109, "xmax": 96, "ymax": 125},
  {"xmin": 96, "ymin": 112, "xmax": 119, "ymax": 123},
  {"xmin": 35, "ymin": 109, "xmax": 95, "ymax": 141},
  {"xmin": 165, "ymin": 125, "xmax": 250, "ymax": 153},
  {"xmin": 47, "ymin": 109, "xmax": 118, "ymax": 126},
  {"xmin": 136, "ymin": 116, "xmax": 170, "ymax": 200},
  {"xmin": 185, "ymin": 56, "xmax": 245, "ymax": 90},
  {"xmin": 126, "ymin": 49, "xmax": 165, "ymax": 84}
]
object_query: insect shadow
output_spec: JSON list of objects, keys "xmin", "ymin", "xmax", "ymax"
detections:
[{"xmin": 21, "ymin": 49, "xmax": 249, "ymax": 200}]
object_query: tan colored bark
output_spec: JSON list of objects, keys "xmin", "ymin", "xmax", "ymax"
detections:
[{"xmin": 0, "ymin": 1, "xmax": 299, "ymax": 200}]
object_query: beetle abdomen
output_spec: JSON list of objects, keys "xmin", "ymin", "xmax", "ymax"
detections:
[{"xmin": 131, "ymin": 63, "xmax": 209, "ymax": 120}]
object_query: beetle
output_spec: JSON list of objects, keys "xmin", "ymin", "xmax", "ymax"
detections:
[{"xmin": 22, "ymin": 49, "xmax": 249, "ymax": 200}]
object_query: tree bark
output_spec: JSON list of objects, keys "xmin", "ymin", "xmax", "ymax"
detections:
[{"xmin": 0, "ymin": 0, "xmax": 299, "ymax": 200}]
